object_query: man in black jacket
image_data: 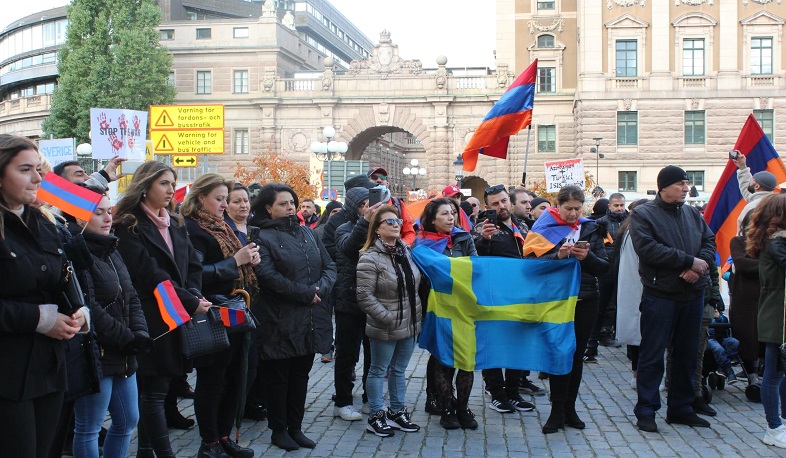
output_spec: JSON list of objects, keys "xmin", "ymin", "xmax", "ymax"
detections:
[
  {"xmin": 472, "ymin": 185, "xmax": 536, "ymax": 414},
  {"xmin": 332, "ymin": 187, "xmax": 383, "ymax": 421},
  {"xmin": 629, "ymin": 166, "xmax": 716, "ymax": 433},
  {"xmin": 322, "ymin": 175, "xmax": 375, "ymax": 261}
]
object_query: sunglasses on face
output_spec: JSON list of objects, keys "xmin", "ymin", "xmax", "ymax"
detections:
[
  {"xmin": 484, "ymin": 184, "xmax": 505, "ymax": 194},
  {"xmin": 370, "ymin": 175, "xmax": 387, "ymax": 181},
  {"xmin": 382, "ymin": 218, "xmax": 403, "ymax": 226}
]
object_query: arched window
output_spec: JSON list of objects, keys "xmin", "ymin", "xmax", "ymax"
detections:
[{"xmin": 537, "ymin": 34, "xmax": 555, "ymax": 48}]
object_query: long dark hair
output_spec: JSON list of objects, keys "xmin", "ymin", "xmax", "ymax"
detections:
[
  {"xmin": 248, "ymin": 183, "xmax": 298, "ymax": 225},
  {"xmin": 0, "ymin": 135, "xmax": 40, "ymax": 238},
  {"xmin": 362, "ymin": 204, "xmax": 400, "ymax": 251},
  {"xmin": 420, "ymin": 198, "xmax": 455, "ymax": 233},
  {"xmin": 114, "ymin": 161, "xmax": 180, "ymax": 230},
  {"xmin": 746, "ymin": 194, "xmax": 786, "ymax": 258}
]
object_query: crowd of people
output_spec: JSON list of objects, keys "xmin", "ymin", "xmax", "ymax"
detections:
[{"xmin": 2, "ymin": 131, "xmax": 786, "ymax": 456}]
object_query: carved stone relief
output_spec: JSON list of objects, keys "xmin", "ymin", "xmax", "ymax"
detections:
[
  {"xmin": 608, "ymin": 0, "xmax": 646, "ymax": 8},
  {"xmin": 347, "ymin": 30, "xmax": 423, "ymax": 79},
  {"xmin": 743, "ymin": 0, "xmax": 781, "ymax": 4},
  {"xmin": 378, "ymin": 103, "xmax": 390, "ymax": 124},
  {"xmin": 262, "ymin": 68, "xmax": 276, "ymax": 92},
  {"xmin": 675, "ymin": 0, "xmax": 713, "ymax": 5},
  {"xmin": 496, "ymin": 63, "xmax": 510, "ymax": 88},
  {"xmin": 528, "ymin": 19, "xmax": 565, "ymax": 34},
  {"xmin": 623, "ymin": 99, "xmax": 633, "ymax": 111},
  {"xmin": 691, "ymin": 98, "xmax": 700, "ymax": 110},
  {"xmin": 760, "ymin": 97, "xmax": 770, "ymax": 109},
  {"xmin": 289, "ymin": 131, "xmax": 309, "ymax": 152}
]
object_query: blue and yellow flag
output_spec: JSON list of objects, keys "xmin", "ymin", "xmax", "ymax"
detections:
[{"xmin": 411, "ymin": 245, "xmax": 580, "ymax": 375}]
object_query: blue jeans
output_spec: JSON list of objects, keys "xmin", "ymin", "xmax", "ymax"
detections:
[
  {"xmin": 762, "ymin": 343, "xmax": 786, "ymax": 429},
  {"xmin": 73, "ymin": 374, "xmax": 139, "ymax": 458},
  {"xmin": 707, "ymin": 337, "xmax": 739, "ymax": 371},
  {"xmin": 367, "ymin": 336, "xmax": 415, "ymax": 415},
  {"xmin": 634, "ymin": 293, "xmax": 703, "ymax": 419}
]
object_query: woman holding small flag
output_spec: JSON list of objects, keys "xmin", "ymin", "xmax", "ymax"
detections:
[
  {"xmin": 415, "ymin": 198, "xmax": 478, "ymax": 430},
  {"xmin": 524, "ymin": 185, "xmax": 609, "ymax": 434},
  {"xmin": 114, "ymin": 161, "xmax": 210, "ymax": 458},
  {"xmin": 63, "ymin": 185, "xmax": 151, "ymax": 458},
  {"xmin": 183, "ymin": 174, "xmax": 260, "ymax": 458},
  {"xmin": 248, "ymin": 183, "xmax": 335, "ymax": 451},
  {"xmin": 0, "ymin": 135, "xmax": 87, "ymax": 457}
]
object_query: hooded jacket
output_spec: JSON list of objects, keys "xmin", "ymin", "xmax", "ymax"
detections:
[
  {"xmin": 629, "ymin": 195, "xmax": 716, "ymax": 301},
  {"xmin": 251, "ymin": 216, "xmax": 337, "ymax": 359},
  {"xmin": 334, "ymin": 187, "xmax": 371, "ymax": 316}
]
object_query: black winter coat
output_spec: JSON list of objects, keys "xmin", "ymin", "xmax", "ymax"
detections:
[
  {"xmin": 322, "ymin": 208, "xmax": 350, "ymax": 261},
  {"xmin": 531, "ymin": 221, "xmax": 609, "ymax": 300},
  {"xmin": 186, "ymin": 219, "xmax": 240, "ymax": 297},
  {"xmin": 114, "ymin": 207, "xmax": 203, "ymax": 377},
  {"xmin": 0, "ymin": 208, "xmax": 69, "ymax": 401},
  {"xmin": 629, "ymin": 196, "xmax": 715, "ymax": 301},
  {"xmin": 77, "ymin": 231, "xmax": 149, "ymax": 378},
  {"xmin": 334, "ymin": 217, "xmax": 370, "ymax": 316},
  {"xmin": 251, "ymin": 216, "xmax": 336, "ymax": 359}
]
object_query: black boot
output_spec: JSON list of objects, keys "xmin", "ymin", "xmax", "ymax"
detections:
[
  {"xmin": 564, "ymin": 402, "xmax": 586, "ymax": 430},
  {"xmin": 424, "ymin": 394, "xmax": 442, "ymax": 415},
  {"xmin": 439, "ymin": 407, "xmax": 460, "ymax": 430},
  {"xmin": 271, "ymin": 431, "xmax": 299, "ymax": 451},
  {"xmin": 542, "ymin": 402, "xmax": 565, "ymax": 434},
  {"xmin": 197, "ymin": 441, "xmax": 231, "ymax": 458},
  {"xmin": 165, "ymin": 392, "xmax": 194, "ymax": 430}
]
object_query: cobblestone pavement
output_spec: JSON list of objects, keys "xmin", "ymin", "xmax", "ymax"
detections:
[{"xmin": 124, "ymin": 344, "xmax": 784, "ymax": 457}]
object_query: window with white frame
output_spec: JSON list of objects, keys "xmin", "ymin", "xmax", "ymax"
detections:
[
  {"xmin": 167, "ymin": 72, "xmax": 175, "ymax": 87},
  {"xmin": 537, "ymin": 34, "xmax": 555, "ymax": 48},
  {"xmin": 617, "ymin": 112, "xmax": 638, "ymax": 145},
  {"xmin": 683, "ymin": 38, "xmax": 705, "ymax": 76},
  {"xmin": 684, "ymin": 111, "xmax": 705, "ymax": 145},
  {"xmin": 751, "ymin": 37, "xmax": 773, "ymax": 75},
  {"xmin": 686, "ymin": 171, "xmax": 704, "ymax": 191},
  {"xmin": 537, "ymin": 0, "xmax": 555, "ymax": 10},
  {"xmin": 159, "ymin": 29, "xmax": 174, "ymax": 41},
  {"xmin": 234, "ymin": 129, "xmax": 249, "ymax": 155},
  {"xmin": 618, "ymin": 171, "xmax": 637, "ymax": 192},
  {"xmin": 233, "ymin": 70, "xmax": 249, "ymax": 94},
  {"xmin": 538, "ymin": 125, "xmax": 556, "ymax": 152},
  {"xmin": 196, "ymin": 71, "xmax": 211, "ymax": 94},
  {"xmin": 537, "ymin": 67, "xmax": 556, "ymax": 93},
  {"xmin": 615, "ymin": 40, "xmax": 637, "ymax": 77},
  {"xmin": 754, "ymin": 109, "xmax": 774, "ymax": 141}
]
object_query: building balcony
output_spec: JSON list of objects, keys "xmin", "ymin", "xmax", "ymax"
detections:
[
  {"xmin": 607, "ymin": 77, "xmax": 646, "ymax": 91},
  {"xmin": 745, "ymin": 74, "xmax": 782, "ymax": 89},
  {"xmin": 0, "ymin": 94, "xmax": 52, "ymax": 117},
  {"xmin": 676, "ymin": 75, "xmax": 716, "ymax": 90}
]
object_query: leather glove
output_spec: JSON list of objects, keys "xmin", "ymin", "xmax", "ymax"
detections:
[{"xmin": 123, "ymin": 333, "xmax": 154, "ymax": 355}]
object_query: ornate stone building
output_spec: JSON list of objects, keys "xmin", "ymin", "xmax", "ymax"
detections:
[{"xmin": 496, "ymin": 0, "xmax": 786, "ymax": 196}]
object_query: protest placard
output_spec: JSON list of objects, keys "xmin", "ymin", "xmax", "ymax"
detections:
[
  {"xmin": 39, "ymin": 138, "xmax": 76, "ymax": 167},
  {"xmin": 89, "ymin": 108, "xmax": 148, "ymax": 160},
  {"xmin": 545, "ymin": 158, "xmax": 584, "ymax": 192}
]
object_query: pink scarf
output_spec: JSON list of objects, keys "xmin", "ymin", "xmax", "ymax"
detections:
[{"xmin": 141, "ymin": 202, "xmax": 174, "ymax": 255}]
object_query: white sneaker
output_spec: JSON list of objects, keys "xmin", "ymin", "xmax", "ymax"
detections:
[
  {"xmin": 334, "ymin": 405, "xmax": 363, "ymax": 421},
  {"xmin": 360, "ymin": 402, "xmax": 370, "ymax": 414},
  {"xmin": 763, "ymin": 425, "xmax": 786, "ymax": 448}
]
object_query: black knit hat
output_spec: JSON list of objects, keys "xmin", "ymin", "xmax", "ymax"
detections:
[
  {"xmin": 344, "ymin": 174, "xmax": 375, "ymax": 191},
  {"xmin": 530, "ymin": 197, "xmax": 550, "ymax": 209},
  {"xmin": 657, "ymin": 165, "xmax": 688, "ymax": 191}
]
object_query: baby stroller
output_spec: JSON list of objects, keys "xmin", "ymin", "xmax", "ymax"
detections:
[{"xmin": 701, "ymin": 315, "xmax": 761, "ymax": 403}]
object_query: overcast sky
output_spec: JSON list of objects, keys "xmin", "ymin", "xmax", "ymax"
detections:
[{"xmin": 2, "ymin": 1, "xmax": 496, "ymax": 68}]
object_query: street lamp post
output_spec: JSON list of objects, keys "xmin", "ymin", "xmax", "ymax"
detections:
[
  {"xmin": 310, "ymin": 126, "xmax": 348, "ymax": 161},
  {"xmin": 402, "ymin": 158, "xmax": 426, "ymax": 190},
  {"xmin": 589, "ymin": 137, "xmax": 604, "ymax": 191},
  {"xmin": 453, "ymin": 154, "xmax": 464, "ymax": 187}
]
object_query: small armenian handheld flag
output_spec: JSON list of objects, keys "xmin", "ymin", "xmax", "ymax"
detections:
[
  {"xmin": 154, "ymin": 280, "xmax": 191, "ymax": 331},
  {"xmin": 37, "ymin": 172, "xmax": 103, "ymax": 221},
  {"xmin": 217, "ymin": 307, "xmax": 247, "ymax": 328}
]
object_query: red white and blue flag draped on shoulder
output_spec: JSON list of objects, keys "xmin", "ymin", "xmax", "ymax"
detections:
[
  {"xmin": 703, "ymin": 113, "xmax": 786, "ymax": 265},
  {"xmin": 461, "ymin": 59, "xmax": 538, "ymax": 172}
]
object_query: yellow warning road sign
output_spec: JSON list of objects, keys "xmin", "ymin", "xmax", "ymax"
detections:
[
  {"xmin": 150, "ymin": 105, "xmax": 224, "ymax": 130},
  {"xmin": 151, "ymin": 130, "xmax": 224, "ymax": 154},
  {"xmin": 172, "ymin": 155, "xmax": 198, "ymax": 168}
]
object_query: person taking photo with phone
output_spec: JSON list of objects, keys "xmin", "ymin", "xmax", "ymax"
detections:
[{"xmin": 730, "ymin": 150, "xmax": 780, "ymax": 229}]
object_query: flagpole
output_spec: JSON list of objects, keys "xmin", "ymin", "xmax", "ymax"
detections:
[{"xmin": 521, "ymin": 125, "xmax": 532, "ymax": 187}]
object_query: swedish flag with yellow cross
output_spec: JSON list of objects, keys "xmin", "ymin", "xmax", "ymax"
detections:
[{"xmin": 411, "ymin": 245, "xmax": 580, "ymax": 375}]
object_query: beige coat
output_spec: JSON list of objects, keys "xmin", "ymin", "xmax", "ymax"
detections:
[{"xmin": 356, "ymin": 238, "xmax": 422, "ymax": 341}]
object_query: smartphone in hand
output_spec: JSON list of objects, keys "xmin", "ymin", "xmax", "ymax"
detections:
[
  {"xmin": 368, "ymin": 188, "xmax": 383, "ymax": 206},
  {"xmin": 574, "ymin": 240, "xmax": 590, "ymax": 249},
  {"xmin": 485, "ymin": 209, "xmax": 497, "ymax": 227},
  {"xmin": 729, "ymin": 150, "xmax": 740, "ymax": 160}
]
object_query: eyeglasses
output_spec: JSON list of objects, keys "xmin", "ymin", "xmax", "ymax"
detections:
[
  {"xmin": 484, "ymin": 184, "xmax": 505, "ymax": 195},
  {"xmin": 382, "ymin": 218, "xmax": 403, "ymax": 226},
  {"xmin": 370, "ymin": 174, "xmax": 387, "ymax": 181}
]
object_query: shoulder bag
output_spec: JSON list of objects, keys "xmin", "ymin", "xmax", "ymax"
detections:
[
  {"xmin": 179, "ymin": 307, "xmax": 230, "ymax": 359},
  {"xmin": 206, "ymin": 289, "xmax": 257, "ymax": 334}
]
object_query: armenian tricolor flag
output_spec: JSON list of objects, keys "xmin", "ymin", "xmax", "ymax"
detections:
[
  {"xmin": 462, "ymin": 59, "xmax": 537, "ymax": 172},
  {"xmin": 412, "ymin": 245, "xmax": 580, "ymax": 374},
  {"xmin": 704, "ymin": 114, "xmax": 786, "ymax": 264},
  {"xmin": 154, "ymin": 280, "xmax": 190, "ymax": 331},
  {"xmin": 523, "ymin": 207, "xmax": 591, "ymax": 257},
  {"xmin": 37, "ymin": 172, "xmax": 103, "ymax": 221},
  {"xmin": 218, "ymin": 307, "xmax": 247, "ymax": 328}
]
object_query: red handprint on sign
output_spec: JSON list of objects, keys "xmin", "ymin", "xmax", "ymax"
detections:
[
  {"xmin": 132, "ymin": 115, "xmax": 141, "ymax": 131},
  {"xmin": 118, "ymin": 114, "xmax": 128, "ymax": 130},
  {"xmin": 109, "ymin": 133, "xmax": 123, "ymax": 153},
  {"xmin": 97, "ymin": 112, "xmax": 111, "ymax": 129}
]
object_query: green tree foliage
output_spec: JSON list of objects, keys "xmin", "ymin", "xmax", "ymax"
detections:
[{"xmin": 42, "ymin": 0, "xmax": 175, "ymax": 142}]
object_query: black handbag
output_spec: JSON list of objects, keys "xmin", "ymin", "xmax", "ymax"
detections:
[
  {"xmin": 207, "ymin": 289, "xmax": 257, "ymax": 334},
  {"xmin": 179, "ymin": 307, "xmax": 230, "ymax": 359},
  {"xmin": 60, "ymin": 261, "xmax": 86, "ymax": 314}
]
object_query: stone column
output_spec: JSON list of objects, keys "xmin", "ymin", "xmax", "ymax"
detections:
[
  {"xmin": 649, "ymin": 0, "xmax": 672, "ymax": 90},
  {"xmin": 579, "ymin": 0, "xmax": 605, "ymax": 92},
  {"xmin": 717, "ymin": 0, "xmax": 740, "ymax": 90}
]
